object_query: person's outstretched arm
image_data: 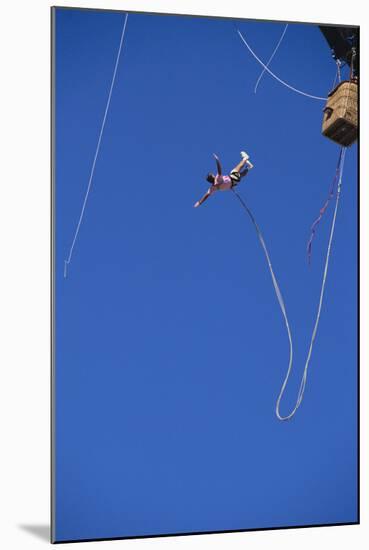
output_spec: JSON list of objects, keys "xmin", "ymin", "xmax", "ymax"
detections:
[
  {"xmin": 194, "ymin": 190, "xmax": 211, "ymax": 208},
  {"xmin": 213, "ymin": 154, "xmax": 222, "ymax": 175}
]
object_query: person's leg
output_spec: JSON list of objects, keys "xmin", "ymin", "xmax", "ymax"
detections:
[
  {"xmin": 194, "ymin": 189, "xmax": 212, "ymax": 208},
  {"xmin": 240, "ymin": 151, "xmax": 254, "ymax": 169},
  {"xmin": 230, "ymin": 164, "xmax": 252, "ymax": 189},
  {"xmin": 231, "ymin": 158, "xmax": 249, "ymax": 174}
]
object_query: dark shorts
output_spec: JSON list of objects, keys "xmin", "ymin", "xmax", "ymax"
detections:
[{"xmin": 230, "ymin": 170, "xmax": 241, "ymax": 186}]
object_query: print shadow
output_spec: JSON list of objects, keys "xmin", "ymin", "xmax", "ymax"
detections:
[{"xmin": 18, "ymin": 524, "xmax": 50, "ymax": 543}]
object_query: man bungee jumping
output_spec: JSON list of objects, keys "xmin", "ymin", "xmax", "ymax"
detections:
[{"xmin": 194, "ymin": 151, "xmax": 253, "ymax": 208}]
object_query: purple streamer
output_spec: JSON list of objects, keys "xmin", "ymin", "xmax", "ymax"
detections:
[{"xmin": 307, "ymin": 148, "xmax": 343, "ymax": 264}]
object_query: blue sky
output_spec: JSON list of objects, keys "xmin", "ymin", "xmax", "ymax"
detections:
[{"xmin": 54, "ymin": 8, "xmax": 358, "ymax": 542}]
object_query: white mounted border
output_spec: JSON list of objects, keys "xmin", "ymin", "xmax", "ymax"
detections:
[{"xmin": 0, "ymin": 1, "xmax": 366, "ymax": 549}]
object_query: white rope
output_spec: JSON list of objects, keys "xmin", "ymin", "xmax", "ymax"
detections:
[
  {"xmin": 233, "ymin": 147, "xmax": 347, "ymax": 420},
  {"xmin": 254, "ymin": 24, "xmax": 289, "ymax": 93},
  {"xmin": 237, "ymin": 28, "xmax": 327, "ymax": 101},
  {"xmin": 337, "ymin": 59, "xmax": 342, "ymax": 83},
  {"xmin": 331, "ymin": 59, "xmax": 342, "ymax": 90},
  {"xmin": 64, "ymin": 13, "xmax": 129, "ymax": 278}
]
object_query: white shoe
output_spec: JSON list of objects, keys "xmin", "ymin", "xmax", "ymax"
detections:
[
  {"xmin": 246, "ymin": 160, "xmax": 254, "ymax": 169},
  {"xmin": 240, "ymin": 151, "xmax": 249, "ymax": 160}
]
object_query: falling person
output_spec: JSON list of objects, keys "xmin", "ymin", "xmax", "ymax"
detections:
[{"xmin": 194, "ymin": 151, "xmax": 253, "ymax": 208}]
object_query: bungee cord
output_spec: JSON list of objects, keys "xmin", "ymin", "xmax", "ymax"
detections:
[
  {"xmin": 254, "ymin": 24, "xmax": 289, "ymax": 93},
  {"xmin": 232, "ymin": 146, "xmax": 347, "ymax": 420},
  {"xmin": 236, "ymin": 27, "xmax": 327, "ymax": 101},
  {"xmin": 64, "ymin": 13, "xmax": 129, "ymax": 278}
]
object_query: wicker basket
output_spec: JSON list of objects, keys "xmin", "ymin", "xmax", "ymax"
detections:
[{"xmin": 322, "ymin": 80, "xmax": 358, "ymax": 147}]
